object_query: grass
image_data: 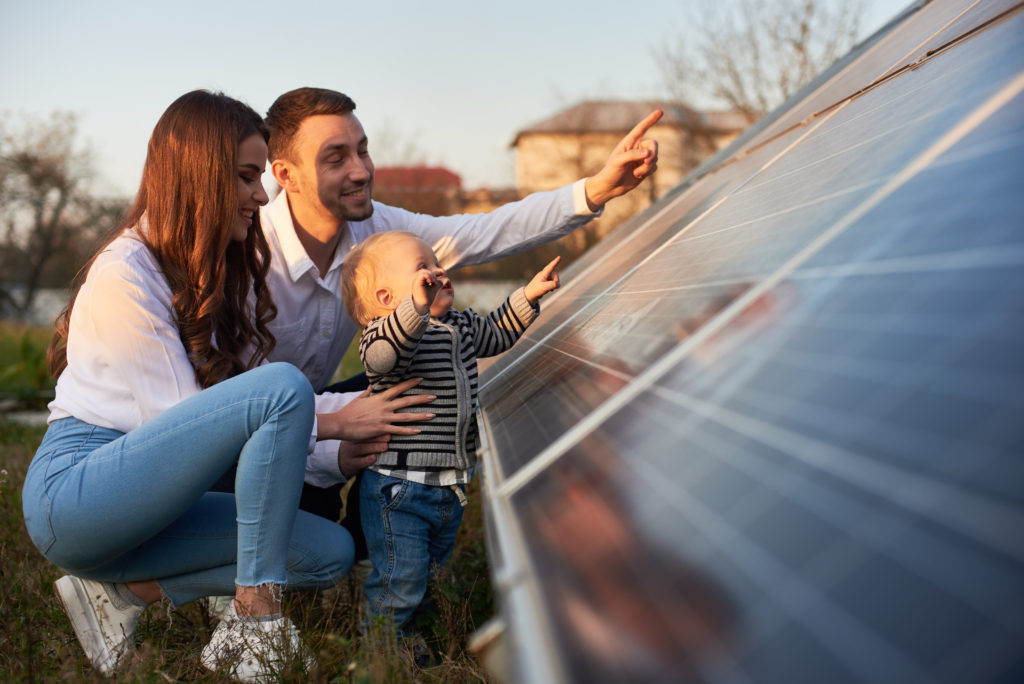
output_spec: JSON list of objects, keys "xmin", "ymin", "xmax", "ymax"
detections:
[
  {"xmin": 0, "ymin": 326, "xmax": 496, "ymax": 682},
  {"xmin": 0, "ymin": 321, "xmax": 56, "ymax": 410}
]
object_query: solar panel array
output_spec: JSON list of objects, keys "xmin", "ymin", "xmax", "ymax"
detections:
[{"xmin": 473, "ymin": 1, "xmax": 1024, "ymax": 681}]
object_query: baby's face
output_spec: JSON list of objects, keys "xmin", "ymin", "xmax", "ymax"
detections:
[{"xmin": 379, "ymin": 235, "xmax": 454, "ymax": 316}]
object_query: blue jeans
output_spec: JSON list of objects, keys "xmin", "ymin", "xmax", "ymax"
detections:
[
  {"xmin": 359, "ymin": 469, "xmax": 465, "ymax": 633},
  {"xmin": 22, "ymin": 363, "xmax": 353, "ymax": 606}
]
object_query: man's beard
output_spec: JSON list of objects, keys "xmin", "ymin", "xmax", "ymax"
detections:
[
  {"xmin": 340, "ymin": 203, "xmax": 374, "ymax": 221},
  {"xmin": 328, "ymin": 183, "xmax": 374, "ymax": 222}
]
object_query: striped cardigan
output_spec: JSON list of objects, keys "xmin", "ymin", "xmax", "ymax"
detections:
[{"xmin": 359, "ymin": 287, "xmax": 538, "ymax": 476}]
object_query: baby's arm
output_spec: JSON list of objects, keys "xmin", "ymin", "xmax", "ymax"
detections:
[
  {"xmin": 359, "ymin": 297, "xmax": 429, "ymax": 380},
  {"xmin": 471, "ymin": 257, "xmax": 561, "ymax": 357}
]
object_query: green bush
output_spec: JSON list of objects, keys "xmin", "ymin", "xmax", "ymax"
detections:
[{"xmin": 0, "ymin": 323, "xmax": 55, "ymax": 408}]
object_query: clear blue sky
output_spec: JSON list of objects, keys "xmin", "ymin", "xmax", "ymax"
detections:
[{"xmin": 0, "ymin": 0, "xmax": 899, "ymax": 197}]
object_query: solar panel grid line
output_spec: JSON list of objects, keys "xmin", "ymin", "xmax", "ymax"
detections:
[
  {"xmin": 487, "ymin": 60, "xmax": 1024, "ymax": 500},
  {"xmin": 474, "ymin": 6, "xmax": 1024, "ymax": 679},
  {"xmin": 492, "ymin": 347, "xmax": 635, "ymax": 496},
  {"xmin": 735, "ymin": 0, "xmax": 995, "ymax": 158},
  {"xmin": 736, "ymin": 98, "xmax": 951, "ymax": 196},
  {"xmin": 483, "ymin": 14, "xmax": 1024, "ymax": 411},
  {"xmin": 598, "ymin": 385, "xmax": 1019, "ymax": 679},
  {"xmin": 902, "ymin": 1, "xmax": 1024, "ymax": 68},
  {"xmin": 481, "ymin": 100, "xmax": 870, "ymax": 385},
  {"xmin": 647, "ymin": 403, "xmax": 1024, "ymax": 639},
  {"xmin": 733, "ymin": 350, "xmax": 1023, "ymax": 449},
  {"xmin": 649, "ymin": 1, "xmax": 921, "ymax": 200},
  {"xmin": 650, "ymin": 181, "xmax": 879, "ymax": 254},
  {"xmin": 644, "ymin": 379, "xmax": 1024, "ymax": 562},
  {"xmin": 597, "ymin": 387, "xmax": 1023, "ymax": 680},
  {"xmin": 788, "ymin": 243, "xmax": 1024, "ymax": 280},
  {"xmin": 927, "ymin": 0, "xmax": 1024, "ymax": 55},
  {"xmin": 631, "ymin": 457, "xmax": 933, "ymax": 683},
  {"xmin": 479, "ymin": 101, "xmax": 849, "ymax": 397},
  {"xmin": 478, "ymin": 90, "xmax": 867, "ymax": 386},
  {"xmin": 513, "ymin": 175, "xmax": 692, "ymax": 314},
  {"xmin": 744, "ymin": 287, "xmax": 1023, "ymax": 397}
]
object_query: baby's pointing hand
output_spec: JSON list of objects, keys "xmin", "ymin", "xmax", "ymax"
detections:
[{"xmin": 525, "ymin": 256, "xmax": 561, "ymax": 305}]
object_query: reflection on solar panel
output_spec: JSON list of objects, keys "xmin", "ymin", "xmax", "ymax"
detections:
[{"xmin": 472, "ymin": 1, "xmax": 1024, "ymax": 681}]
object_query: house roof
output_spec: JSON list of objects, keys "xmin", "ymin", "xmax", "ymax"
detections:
[
  {"xmin": 511, "ymin": 100, "xmax": 746, "ymax": 145},
  {"xmin": 374, "ymin": 166, "xmax": 461, "ymax": 190}
]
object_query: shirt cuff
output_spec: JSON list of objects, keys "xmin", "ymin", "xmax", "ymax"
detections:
[
  {"xmin": 309, "ymin": 414, "xmax": 319, "ymax": 453},
  {"xmin": 306, "ymin": 439, "xmax": 345, "ymax": 487},
  {"xmin": 572, "ymin": 179, "xmax": 602, "ymax": 216},
  {"xmin": 510, "ymin": 287, "xmax": 540, "ymax": 324}
]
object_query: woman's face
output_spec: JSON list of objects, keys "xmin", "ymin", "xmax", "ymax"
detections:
[{"xmin": 234, "ymin": 134, "xmax": 270, "ymax": 242}]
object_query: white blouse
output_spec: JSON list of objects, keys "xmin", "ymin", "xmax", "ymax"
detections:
[{"xmin": 47, "ymin": 230, "xmax": 328, "ymax": 454}]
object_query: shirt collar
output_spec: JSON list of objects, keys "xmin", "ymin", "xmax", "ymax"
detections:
[
  {"xmin": 266, "ymin": 190, "xmax": 352, "ymax": 282},
  {"xmin": 265, "ymin": 190, "xmax": 316, "ymax": 283}
]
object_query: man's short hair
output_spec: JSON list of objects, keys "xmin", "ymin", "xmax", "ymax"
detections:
[{"xmin": 265, "ymin": 87, "xmax": 357, "ymax": 163}]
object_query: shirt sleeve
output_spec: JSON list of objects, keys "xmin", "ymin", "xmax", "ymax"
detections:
[
  {"xmin": 83, "ymin": 254, "xmax": 203, "ymax": 425},
  {"xmin": 363, "ymin": 180, "xmax": 599, "ymax": 270},
  {"xmin": 360, "ymin": 296, "xmax": 429, "ymax": 381},
  {"xmin": 305, "ymin": 389, "xmax": 361, "ymax": 487},
  {"xmin": 467, "ymin": 287, "xmax": 539, "ymax": 358}
]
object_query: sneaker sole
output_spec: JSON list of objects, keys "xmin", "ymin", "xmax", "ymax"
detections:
[{"xmin": 54, "ymin": 576, "xmax": 118, "ymax": 674}]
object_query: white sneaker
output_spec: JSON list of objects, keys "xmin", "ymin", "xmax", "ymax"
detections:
[
  {"xmin": 205, "ymin": 595, "xmax": 237, "ymax": 622},
  {"xmin": 54, "ymin": 575, "xmax": 145, "ymax": 675},
  {"xmin": 200, "ymin": 614, "xmax": 312, "ymax": 682},
  {"xmin": 351, "ymin": 558, "xmax": 374, "ymax": 586}
]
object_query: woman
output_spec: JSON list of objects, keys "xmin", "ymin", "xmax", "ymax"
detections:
[{"xmin": 21, "ymin": 90, "xmax": 372, "ymax": 680}]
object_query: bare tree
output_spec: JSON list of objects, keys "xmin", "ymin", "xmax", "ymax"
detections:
[
  {"xmin": 0, "ymin": 112, "xmax": 124, "ymax": 320},
  {"xmin": 655, "ymin": 0, "xmax": 864, "ymax": 124},
  {"xmin": 369, "ymin": 118, "xmax": 429, "ymax": 168}
]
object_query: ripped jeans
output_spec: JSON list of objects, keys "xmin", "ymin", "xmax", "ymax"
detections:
[{"xmin": 22, "ymin": 363, "xmax": 352, "ymax": 606}]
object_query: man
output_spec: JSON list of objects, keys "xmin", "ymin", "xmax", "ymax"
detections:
[
  {"xmin": 202, "ymin": 87, "xmax": 660, "ymax": 567},
  {"xmin": 259, "ymin": 87, "xmax": 659, "ymax": 499}
]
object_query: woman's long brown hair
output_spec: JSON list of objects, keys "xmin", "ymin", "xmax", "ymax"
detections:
[{"xmin": 48, "ymin": 90, "xmax": 277, "ymax": 388}]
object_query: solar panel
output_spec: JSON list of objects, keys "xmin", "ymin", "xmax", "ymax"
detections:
[{"xmin": 473, "ymin": 1, "xmax": 1024, "ymax": 682}]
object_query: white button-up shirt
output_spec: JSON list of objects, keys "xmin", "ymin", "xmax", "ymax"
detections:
[
  {"xmin": 47, "ymin": 230, "xmax": 314, "ymax": 455},
  {"xmin": 262, "ymin": 180, "xmax": 597, "ymax": 486}
]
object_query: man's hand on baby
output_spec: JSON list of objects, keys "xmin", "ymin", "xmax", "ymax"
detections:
[
  {"xmin": 337, "ymin": 435, "xmax": 389, "ymax": 478},
  {"xmin": 525, "ymin": 256, "xmax": 561, "ymax": 305},
  {"xmin": 412, "ymin": 269, "xmax": 444, "ymax": 314}
]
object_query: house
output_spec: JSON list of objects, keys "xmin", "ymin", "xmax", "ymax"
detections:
[
  {"xmin": 372, "ymin": 166, "xmax": 463, "ymax": 216},
  {"xmin": 512, "ymin": 100, "xmax": 747, "ymax": 240}
]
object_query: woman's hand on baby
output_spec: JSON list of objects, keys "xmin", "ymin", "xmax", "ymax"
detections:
[
  {"xmin": 412, "ymin": 269, "xmax": 443, "ymax": 315},
  {"xmin": 525, "ymin": 256, "xmax": 561, "ymax": 305},
  {"xmin": 318, "ymin": 377, "xmax": 435, "ymax": 442}
]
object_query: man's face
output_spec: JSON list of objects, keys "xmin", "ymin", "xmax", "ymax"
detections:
[{"xmin": 290, "ymin": 113, "xmax": 375, "ymax": 224}]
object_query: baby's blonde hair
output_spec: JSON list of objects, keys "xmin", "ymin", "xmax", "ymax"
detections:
[{"xmin": 341, "ymin": 231, "xmax": 420, "ymax": 327}]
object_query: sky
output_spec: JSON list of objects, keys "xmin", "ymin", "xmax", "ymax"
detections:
[{"xmin": 1, "ymin": 0, "xmax": 900, "ymax": 198}]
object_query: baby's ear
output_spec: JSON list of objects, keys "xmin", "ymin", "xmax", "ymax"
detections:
[{"xmin": 375, "ymin": 287, "xmax": 394, "ymax": 309}]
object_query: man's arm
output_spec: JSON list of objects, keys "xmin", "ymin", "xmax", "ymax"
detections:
[{"xmin": 356, "ymin": 110, "xmax": 662, "ymax": 270}]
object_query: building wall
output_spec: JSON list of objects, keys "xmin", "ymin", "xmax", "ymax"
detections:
[{"xmin": 512, "ymin": 122, "xmax": 734, "ymax": 241}]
